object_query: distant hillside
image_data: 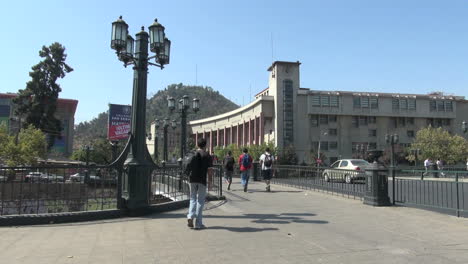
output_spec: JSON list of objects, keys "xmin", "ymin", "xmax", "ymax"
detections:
[{"xmin": 74, "ymin": 84, "xmax": 239, "ymax": 149}]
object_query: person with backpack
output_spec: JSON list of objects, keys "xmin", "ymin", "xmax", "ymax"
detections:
[
  {"xmin": 185, "ymin": 138, "xmax": 213, "ymax": 230},
  {"xmin": 238, "ymin": 148, "xmax": 253, "ymax": 192},
  {"xmin": 259, "ymin": 147, "xmax": 275, "ymax": 192},
  {"xmin": 223, "ymin": 151, "xmax": 235, "ymax": 190}
]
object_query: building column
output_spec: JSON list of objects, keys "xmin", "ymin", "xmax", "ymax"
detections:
[
  {"xmin": 216, "ymin": 129, "xmax": 220, "ymax": 148},
  {"xmin": 260, "ymin": 113, "xmax": 264, "ymax": 144},
  {"xmin": 242, "ymin": 121, "xmax": 246, "ymax": 146},
  {"xmin": 254, "ymin": 117, "xmax": 257, "ymax": 145},
  {"xmin": 209, "ymin": 130, "xmax": 213, "ymax": 154},
  {"xmin": 224, "ymin": 127, "xmax": 227, "ymax": 147}
]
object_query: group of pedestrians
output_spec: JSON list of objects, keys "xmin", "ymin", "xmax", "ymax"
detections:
[
  {"xmin": 184, "ymin": 137, "xmax": 275, "ymax": 230},
  {"xmin": 423, "ymin": 158, "xmax": 446, "ymax": 176},
  {"xmin": 224, "ymin": 147, "xmax": 275, "ymax": 193}
]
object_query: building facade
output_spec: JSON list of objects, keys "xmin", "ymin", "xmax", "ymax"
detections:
[
  {"xmin": 187, "ymin": 61, "xmax": 467, "ymax": 164},
  {"xmin": 0, "ymin": 93, "xmax": 78, "ymax": 157}
]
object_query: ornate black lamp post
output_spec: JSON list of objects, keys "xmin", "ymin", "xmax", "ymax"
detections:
[
  {"xmin": 110, "ymin": 16, "xmax": 171, "ymax": 212},
  {"xmin": 168, "ymin": 96, "xmax": 199, "ymax": 159},
  {"xmin": 154, "ymin": 118, "xmax": 177, "ymax": 162}
]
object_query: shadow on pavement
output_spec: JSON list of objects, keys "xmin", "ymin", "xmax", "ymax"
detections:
[{"xmin": 206, "ymin": 226, "xmax": 279, "ymax": 232}]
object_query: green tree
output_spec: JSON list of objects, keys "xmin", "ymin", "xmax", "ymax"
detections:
[
  {"xmin": 407, "ymin": 126, "xmax": 468, "ymax": 165},
  {"xmin": 14, "ymin": 42, "xmax": 73, "ymax": 148},
  {"xmin": 0, "ymin": 125, "xmax": 47, "ymax": 166},
  {"xmin": 71, "ymin": 138, "xmax": 120, "ymax": 165}
]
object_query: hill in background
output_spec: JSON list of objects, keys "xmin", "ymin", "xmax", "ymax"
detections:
[{"xmin": 74, "ymin": 84, "xmax": 239, "ymax": 148}]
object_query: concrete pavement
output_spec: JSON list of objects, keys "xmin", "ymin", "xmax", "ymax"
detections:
[{"xmin": 1, "ymin": 180, "xmax": 468, "ymax": 264}]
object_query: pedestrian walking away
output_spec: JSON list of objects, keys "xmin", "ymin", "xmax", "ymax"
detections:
[
  {"xmin": 185, "ymin": 138, "xmax": 213, "ymax": 230},
  {"xmin": 238, "ymin": 148, "xmax": 253, "ymax": 192},
  {"xmin": 436, "ymin": 159, "xmax": 445, "ymax": 177},
  {"xmin": 259, "ymin": 147, "xmax": 275, "ymax": 192},
  {"xmin": 223, "ymin": 151, "xmax": 235, "ymax": 190},
  {"xmin": 424, "ymin": 158, "xmax": 432, "ymax": 177}
]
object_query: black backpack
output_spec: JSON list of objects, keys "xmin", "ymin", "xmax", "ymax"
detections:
[
  {"xmin": 183, "ymin": 150, "xmax": 200, "ymax": 178},
  {"xmin": 224, "ymin": 156, "xmax": 235, "ymax": 170},
  {"xmin": 264, "ymin": 154, "xmax": 273, "ymax": 167}
]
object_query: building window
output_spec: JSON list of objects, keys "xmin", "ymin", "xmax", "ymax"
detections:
[
  {"xmin": 429, "ymin": 100, "xmax": 436, "ymax": 111},
  {"xmin": 437, "ymin": 101, "xmax": 445, "ymax": 111},
  {"xmin": 368, "ymin": 116, "xmax": 376, "ymax": 124},
  {"xmin": 443, "ymin": 119, "xmax": 450, "ymax": 126},
  {"xmin": 311, "ymin": 95, "xmax": 320, "ymax": 106},
  {"xmin": 359, "ymin": 116, "xmax": 368, "ymax": 126},
  {"xmin": 353, "ymin": 97, "xmax": 361, "ymax": 108},
  {"xmin": 361, "ymin": 97, "xmax": 369, "ymax": 108},
  {"xmin": 436, "ymin": 119, "xmax": 443, "ymax": 127},
  {"xmin": 352, "ymin": 116, "xmax": 359, "ymax": 128},
  {"xmin": 445, "ymin": 101, "xmax": 453, "ymax": 112},
  {"xmin": 329, "ymin": 141, "xmax": 338, "ymax": 149},
  {"xmin": 321, "ymin": 95, "xmax": 330, "ymax": 106},
  {"xmin": 369, "ymin": 142, "xmax": 377, "ymax": 150},
  {"xmin": 392, "ymin": 98, "xmax": 400, "ymax": 110},
  {"xmin": 311, "ymin": 115, "xmax": 318, "ymax": 127},
  {"xmin": 400, "ymin": 99, "xmax": 408, "ymax": 110},
  {"xmin": 368, "ymin": 129, "xmax": 377, "ymax": 137},
  {"xmin": 328, "ymin": 128, "xmax": 337, "ymax": 136},
  {"xmin": 283, "ymin": 80, "xmax": 294, "ymax": 145},
  {"xmin": 427, "ymin": 118, "xmax": 434, "ymax": 127},
  {"xmin": 408, "ymin": 99, "xmax": 416, "ymax": 110},
  {"xmin": 321, "ymin": 142, "xmax": 329, "ymax": 151},
  {"xmin": 407, "ymin": 117, "xmax": 414, "ymax": 125},
  {"xmin": 330, "ymin": 96, "xmax": 339, "ymax": 107},
  {"xmin": 399, "ymin": 117, "xmax": 406, "ymax": 126},
  {"xmin": 320, "ymin": 115, "xmax": 328, "ymax": 125},
  {"xmin": 328, "ymin": 115, "xmax": 337, "ymax": 123},
  {"xmin": 391, "ymin": 117, "xmax": 398, "ymax": 128},
  {"xmin": 370, "ymin": 97, "xmax": 378, "ymax": 109},
  {"xmin": 407, "ymin": 130, "xmax": 414, "ymax": 137}
]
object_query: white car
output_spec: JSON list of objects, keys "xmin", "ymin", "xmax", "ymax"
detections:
[
  {"xmin": 322, "ymin": 159, "xmax": 370, "ymax": 184},
  {"xmin": 40, "ymin": 174, "xmax": 65, "ymax": 183},
  {"xmin": 25, "ymin": 172, "xmax": 45, "ymax": 182},
  {"xmin": 70, "ymin": 173, "xmax": 85, "ymax": 182}
]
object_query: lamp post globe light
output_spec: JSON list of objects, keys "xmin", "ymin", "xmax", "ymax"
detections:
[
  {"xmin": 168, "ymin": 96, "xmax": 199, "ymax": 159},
  {"xmin": 110, "ymin": 16, "xmax": 171, "ymax": 212}
]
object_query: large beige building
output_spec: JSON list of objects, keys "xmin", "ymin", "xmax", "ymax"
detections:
[{"xmin": 178, "ymin": 61, "xmax": 468, "ymax": 164}]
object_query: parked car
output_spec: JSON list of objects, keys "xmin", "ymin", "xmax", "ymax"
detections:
[
  {"xmin": 40, "ymin": 174, "xmax": 65, "ymax": 183},
  {"xmin": 70, "ymin": 173, "xmax": 85, "ymax": 183},
  {"xmin": 322, "ymin": 159, "xmax": 370, "ymax": 184},
  {"xmin": 25, "ymin": 172, "xmax": 45, "ymax": 183}
]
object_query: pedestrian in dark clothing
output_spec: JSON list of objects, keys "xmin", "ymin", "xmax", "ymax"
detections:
[
  {"xmin": 238, "ymin": 148, "xmax": 253, "ymax": 192},
  {"xmin": 186, "ymin": 138, "xmax": 213, "ymax": 230},
  {"xmin": 223, "ymin": 151, "xmax": 235, "ymax": 190}
]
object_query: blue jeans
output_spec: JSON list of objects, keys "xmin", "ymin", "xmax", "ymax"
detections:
[
  {"xmin": 187, "ymin": 183, "xmax": 207, "ymax": 228},
  {"xmin": 240, "ymin": 170, "xmax": 250, "ymax": 186}
]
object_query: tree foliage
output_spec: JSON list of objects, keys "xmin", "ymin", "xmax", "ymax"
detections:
[
  {"xmin": 277, "ymin": 144, "xmax": 298, "ymax": 165},
  {"xmin": 407, "ymin": 126, "xmax": 468, "ymax": 165},
  {"xmin": 0, "ymin": 125, "xmax": 47, "ymax": 166},
  {"xmin": 70, "ymin": 137, "xmax": 124, "ymax": 165},
  {"xmin": 13, "ymin": 42, "xmax": 73, "ymax": 148}
]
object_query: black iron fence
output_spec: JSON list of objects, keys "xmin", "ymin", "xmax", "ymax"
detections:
[
  {"xmin": 390, "ymin": 169, "xmax": 468, "ymax": 217},
  {"xmin": 266, "ymin": 165, "xmax": 366, "ymax": 200},
  {"xmin": 0, "ymin": 165, "xmax": 119, "ymax": 216},
  {"xmin": 1, "ymin": 163, "xmax": 223, "ymax": 217}
]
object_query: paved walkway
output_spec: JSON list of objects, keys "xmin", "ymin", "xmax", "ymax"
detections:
[{"xmin": 1, "ymin": 181, "xmax": 468, "ymax": 264}]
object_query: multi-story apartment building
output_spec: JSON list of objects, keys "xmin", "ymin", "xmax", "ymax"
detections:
[
  {"xmin": 187, "ymin": 61, "xmax": 467, "ymax": 164},
  {"xmin": 0, "ymin": 93, "xmax": 78, "ymax": 157}
]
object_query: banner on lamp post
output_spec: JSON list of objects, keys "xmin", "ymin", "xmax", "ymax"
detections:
[{"xmin": 108, "ymin": 104, "xmax": 132, "ymax": 141}]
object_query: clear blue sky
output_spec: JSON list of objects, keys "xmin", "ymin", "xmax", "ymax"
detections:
[{"xmin": 1, "ymin": 0, "xmax": 468, "ymax": 123}]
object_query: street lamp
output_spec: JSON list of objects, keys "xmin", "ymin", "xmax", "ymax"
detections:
[
  {"xmin": 82, "ymin": 145, "xmax": 94, "ymax": 182},
  {"xmin": 168, "ymin": 96, "xmax": 199, "ymax": 159},
  {"xmin": 317, "ymin": 131, "xmax": 328, "ymax": 166},
  {"xmin": 110, "ymin": 16, "xmax": 171, "ymax": 211}
]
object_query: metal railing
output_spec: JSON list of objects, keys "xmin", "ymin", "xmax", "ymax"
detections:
[
  {"xmin": 267, "ymin": 165, "xmax": 366, "ymax": 200},
  {"xmin": 0, "ymin": 165, "xmax": 118, "ymax": 216},
  {"xmin": 391, "ymin": 169, "xmax": 468, "ymax": 217}
]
